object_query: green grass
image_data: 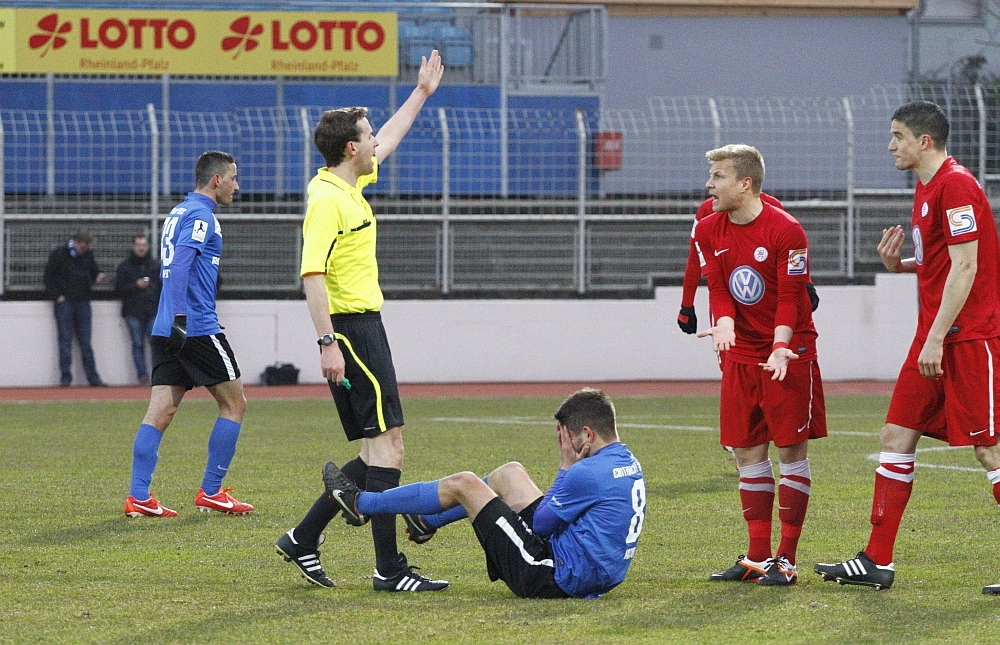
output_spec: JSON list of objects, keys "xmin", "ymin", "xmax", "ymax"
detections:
[{"xmin": 1, "ymin": 394, "xmax": 999, "ymax": 644}]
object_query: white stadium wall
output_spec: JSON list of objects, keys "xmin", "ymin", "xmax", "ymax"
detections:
[{"xmin": 0, "ymin": 274, "xmax": 916, "ymax": 387}]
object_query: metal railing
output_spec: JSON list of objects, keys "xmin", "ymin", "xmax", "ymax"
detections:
[{"xmin": 3, "ymin": 84, "xmax": 1000, "ymax": 296}]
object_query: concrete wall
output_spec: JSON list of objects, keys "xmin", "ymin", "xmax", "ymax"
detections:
[
  {"xmin": 0, "ymin": 274, "xmax": 917, "ymax": 387},
  {"xmin": 606, "ymin": 16, "xmax": 909, "ymax": 108}
]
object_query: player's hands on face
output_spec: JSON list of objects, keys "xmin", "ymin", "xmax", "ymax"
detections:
[
  {"xmin": 759, "ymin": 348, "xmax": 799, "ymax": 381},
  {"xmin": 697, "ymin": 322, "xmax": 736, "ymax": 352},
  {"xmin": 557, "ymin": 423, "xmax": 590, "ymax": 470},
  {"xmin": 417, "ymin": 50, "xmax": 445, "ymax": 96},
  {"xmin": 917, "ymin": 338, "xmax": 944, "ymax": 380},
  {"xmin": 320, "ymin": 343, "xmax": 347, "ymax": 387},
  {"xmin": 878, "ymin": 226, "xmax": 906, "ymax": 273}
]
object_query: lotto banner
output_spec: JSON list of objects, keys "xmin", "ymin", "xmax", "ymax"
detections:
[{"xmin": 0, "ymin": 8, "xmax": 398, "ymax": 76}]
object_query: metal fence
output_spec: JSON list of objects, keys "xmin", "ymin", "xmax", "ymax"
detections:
[{"xmin": 3, "ymin": 84, "xmax": 1000, "ymax": 297}]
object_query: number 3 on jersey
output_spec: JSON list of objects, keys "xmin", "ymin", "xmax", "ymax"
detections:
[{"xmin": 161, "ymin": 216, "xmax": 179, "ymax": 266}]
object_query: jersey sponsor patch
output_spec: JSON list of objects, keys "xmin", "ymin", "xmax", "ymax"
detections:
[
  {"xmin": 787, "ymin": 249, "xmax": 808, "ymax": 275},
  {"xmin": 754, "ymin": 247, "xmax": 768, "ymax": 262},
  {"xmin": 192, "ymin": 219, "xmax": 209, "ymax": 243},
  {"xmin": 913, "ymin": 224, "xmax": 924, "ymax": 265},
  {"xmin": 947, "ymin": 204, "xmax": 977, "ymax": 236},
  {"xmin": 729, "ymin": 266, "xmax": 765, "ymax": 305}
]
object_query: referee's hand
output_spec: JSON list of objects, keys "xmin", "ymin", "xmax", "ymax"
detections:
[{"xmin": 321, "ymin": 343, "xmax": 346, "ymax": 387}]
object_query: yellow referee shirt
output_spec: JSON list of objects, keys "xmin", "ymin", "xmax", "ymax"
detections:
[{"xmin": 300, "ymin": 160, "xmax": 383, "ymax": 313}]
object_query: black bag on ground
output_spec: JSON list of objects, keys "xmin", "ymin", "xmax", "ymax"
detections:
[{"xmin": 260, "ymin": 363, "xmax": 299, "ymax": 386}]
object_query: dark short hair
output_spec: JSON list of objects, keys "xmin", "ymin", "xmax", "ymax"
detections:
[
  {"xmin": 73, "ymin": 230, "xmax": 94, "ymax": 245},
  {"xmin": 132, "ymin": 234, "xmax": 149, "ymax": 243},
  {"xmin": 195, "ymin": 150, "xmax": 235, "ymax": 189},
  {"xmin": 892, "ymin": 101, "xmax": 949, "ymax": 150},
  {"xmin": 554, "ymin": 388, "xmax": 617, "ymax": 440},
  {"xmin": 314, "ymin": 107, "xmax": 369, "ymax": 168}
]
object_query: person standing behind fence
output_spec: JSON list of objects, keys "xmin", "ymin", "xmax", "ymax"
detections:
[
  {"xmin": 114, "ymin": 234, "xmax": 161, "ymax": 386},
  {"xmin": 123, "ymin": 150, "xmax": 253, "ymax": 519},
  {"xmin": 43, "ymin": 229, "xmax": 106, "ymax": 387},
  {"xmin": 275, "ymin": 51, "xmax": 448, "ymax": 592}
]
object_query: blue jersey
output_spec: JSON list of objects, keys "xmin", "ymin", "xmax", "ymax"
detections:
[
  {"xmin": 152, "ymin": 192, "xmax": 223, "ymax": 337},
  {"xmin": 547, "ymin": 442, "xmax": 646, "ymax": 598}
]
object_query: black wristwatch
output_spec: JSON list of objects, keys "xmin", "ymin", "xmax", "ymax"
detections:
[{"xmin": 318, "ymin": 334, "xmax": 336, "ymax": 347}]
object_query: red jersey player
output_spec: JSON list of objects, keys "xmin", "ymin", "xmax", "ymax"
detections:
[
  {"xmin": 678, "ymin": 195, "xmax": 819, "ymax": 336},
  {"xmin": 695, "ymin": 144, "xmax": 827, "ymax": 587},
  {"xmin": 816, "ymin": 101, "xmax": 1000, "ymax": 595}
]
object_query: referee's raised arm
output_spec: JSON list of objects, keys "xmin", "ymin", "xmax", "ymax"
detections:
[{"xmin": 374, "ymin": 49, "xmax": 444, "ymax": 163}]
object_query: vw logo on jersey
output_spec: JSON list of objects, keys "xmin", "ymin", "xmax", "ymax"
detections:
[
  {"xmin": 913, "ymin": 224, "xmax": 924, "ymax": 266},
  {"xmin": 729, "ymin": 265, "xmax": 765, "ymax": 305}
]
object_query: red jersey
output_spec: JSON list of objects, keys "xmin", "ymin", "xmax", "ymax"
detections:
[
  {"xmin": 694, "ymin": 201, "xmax": 817, "ymax": 363},
  {"xmin": 911, "ymin": 157, "xmax": 1000, "ymax": 343},
  {"xmin": 681, "ymin": 194, "xmax": 783, "ymax": 307}
]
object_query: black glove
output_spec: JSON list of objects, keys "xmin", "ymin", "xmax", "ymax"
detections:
[
  {"xmin": 677, "ymin": 306, "xmax": 698, "ymax": 334},
  {"xmin": 806, "ymin": 282, "xmax": 819, "ymax": 312},
  {"xmin": 165, "ymin": 314, "xmax": 187, "ymax": 356}
]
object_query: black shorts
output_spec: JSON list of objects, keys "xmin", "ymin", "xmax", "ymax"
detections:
[
  {"xmin": 328, "ymin": 311, "xmax": 404, "ymax": 441},
  {"xmin": 471, "ymin": 496, "xmax": 570, "ymax": 599},
  {"xmin": 151, "ymin": 333, "xmax": 241, "ymax": 390}
]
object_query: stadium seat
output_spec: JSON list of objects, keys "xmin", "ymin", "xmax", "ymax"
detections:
[{"xmin": 440, "ymin": 25, "xmax": 473, "ymax": 67}]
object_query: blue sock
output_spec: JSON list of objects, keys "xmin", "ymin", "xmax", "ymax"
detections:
[
  {"xmin": 357, "ymin": 480, "xmax": 444, "ymax": 516},
  {"xmin": 421, "ymin": 503, "xmax": 469, "ymax": 530},
  {"xmin": 201, "ymin": 417, "xmax": 241, "ymax": 496},
  {"xmin": 129, "ymin": 423, "xmax": 163, "ymax": 499},
  {"xmin": 420, "ymin": 476, "xmax": 487, "ymax": 529}
]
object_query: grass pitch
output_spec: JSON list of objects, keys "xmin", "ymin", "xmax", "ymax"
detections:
[{"xmin": 1, "ymin": 394, "xmax": 998, "ymax": 644}]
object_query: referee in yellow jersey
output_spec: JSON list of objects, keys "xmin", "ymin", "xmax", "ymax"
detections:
[{"xmin": 276, "ymin": 51, "xmax": 448, "ymax": 592}]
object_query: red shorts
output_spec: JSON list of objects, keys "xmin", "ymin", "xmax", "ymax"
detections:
[
  {"xmin": 886, "ymin": 337, "xmax": 1000, "ymax": 447},
  {"xmin": 719, "ymin": 358, "xmax": 827, "ymax": 448}
]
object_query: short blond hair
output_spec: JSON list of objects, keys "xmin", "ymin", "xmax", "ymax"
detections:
[{"xmin": 706, "ymin": 144, "xmax": 765, "ymax": 194}]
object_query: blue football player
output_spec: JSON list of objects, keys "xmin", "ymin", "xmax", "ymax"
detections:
[
  {"xmin": 124, "ymin": 150, "xmax": 253, "ymax": 518},
  {"xmin": 323, "ymin": 388, "xmax": 646, "ymax": 598}
]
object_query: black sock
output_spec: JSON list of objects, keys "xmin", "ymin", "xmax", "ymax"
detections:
[
  {"xmin": 293, "ymin": 456, "xmax": 368, "ymax": 548},
  {"xmin": 367, "ymin": 465, "xmax": 402, "ymax": 575},
  {"xmin": 293, "ymin": 492, "xmax": 339, "ymax": 549},
  {"xmin": 341, "ymin": 455, "xmax": 369, "ymax": 489}
]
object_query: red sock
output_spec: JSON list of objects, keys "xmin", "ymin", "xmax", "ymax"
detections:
[
  {"xmin": 865, "ymin": 453, "xmax": 914, "ymax": 566},
  {"xmin": 777, "ymin": 459, "xmax": 811, "ymax": 565},
  {"xmin": 987, "ymin": 467, "xmax": 1000, "ymax": 507},
  {"xmin": 738, "ymin": 460, "xmax": 775, "ymax": 562}
]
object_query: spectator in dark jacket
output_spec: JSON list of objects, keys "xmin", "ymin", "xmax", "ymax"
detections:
[
  {"xmin": 43, "ymin": 230, "xmax": 106, "ymax": 387},
  {"xmin": 114, "ymin": 234, "xmax": 161, "ymax": 386}
]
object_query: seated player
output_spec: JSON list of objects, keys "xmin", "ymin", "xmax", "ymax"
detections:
[{"xmin": 323, "ymin": 388, "xmax": 646, "ymax": 599}]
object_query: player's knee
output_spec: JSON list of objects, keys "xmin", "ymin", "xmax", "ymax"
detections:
[
  {"xmin": 441, "ymin": 471, "xmax": 481, "ymax": 494},
  {"xmin": 974, "ymin": 444, "xmax": 1000, "ymax": 471}
]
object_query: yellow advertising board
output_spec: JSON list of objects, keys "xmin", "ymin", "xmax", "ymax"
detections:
[{"xmin": 0, "ymin": 8, "xmax": 398, "ymax": 76}]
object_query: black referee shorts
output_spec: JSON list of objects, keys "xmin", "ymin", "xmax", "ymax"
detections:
[
  {"xmin": 151, "ymin": 333, "xmax": 241, "ymax": 390},
  {"xmin": 471, "ymin": 496, "xmax": 570, "ymax": 599},
  {"xmin": 328, "ymin": 311, "xmax": 404, "ymax": 441}
]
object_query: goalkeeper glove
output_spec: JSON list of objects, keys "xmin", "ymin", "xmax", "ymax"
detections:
[
  {"xmin": 166, "ymin": 314, "xmax": 187, "ymax": 356},
  {"xmin": 677, "ymin": 306, "xmax": 698, "ymax": 334},
  {"xmin": 806, "ymin": 282, "xmax": 819, "ymax": 312}
]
